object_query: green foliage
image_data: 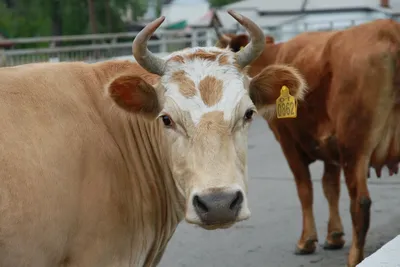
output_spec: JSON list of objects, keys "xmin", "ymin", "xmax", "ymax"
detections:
[
  {"xmin": 208, "ymin": 0, "xmax": 241, "ymax": 8},
  {"xmin": 155, "ymin": 0, "xmax": 162, "ymax": 17},
  {"xmin": 0, "ymin": 0, "xmax": 148, "ymax": 39},
  {"xmin": 0, "ymin": 0, "xmax": 51, "ymax": 37}
]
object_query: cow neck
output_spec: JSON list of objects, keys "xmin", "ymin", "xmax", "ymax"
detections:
[
  {"xmin": 125, "ymin": 114, "xmax": 185, "ymax": 264},
  {"xmin": 92, "ymin": 61, "xmax": 185, "ymax": 265}
]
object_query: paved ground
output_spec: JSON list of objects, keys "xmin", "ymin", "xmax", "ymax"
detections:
[{"xmin": 158, "ymin": 116, "xmax": 400, "ymax": 267}]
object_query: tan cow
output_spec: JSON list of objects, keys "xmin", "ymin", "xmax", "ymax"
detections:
[{"xmin": 0, "ymin": 11, "xmax": 307, "ymax": 267}]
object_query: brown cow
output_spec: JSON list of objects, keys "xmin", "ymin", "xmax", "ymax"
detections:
[
  {"xmin": 0, "ymin": 11, "xmax": 308, "ymax": 267},
  {"xmin": 217, "ymin": 19, "xmax": 400, "ymax": 266}
]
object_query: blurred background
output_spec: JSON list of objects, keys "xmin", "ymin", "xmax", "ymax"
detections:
[
  {"xmin": 1, "ymin": 0, "xmax": 400, "ymax": 67},
  {"xmin": 2, "ymin": 1, "xmax": 400, "ymax": 267},
  {"xmin": 0, "ymin": 0, "xmax": 400, "ymax": 66}
]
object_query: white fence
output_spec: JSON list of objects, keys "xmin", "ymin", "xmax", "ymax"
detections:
[{"xmin": 0, "ymin": 18, "xmax": 381, "ymax": 67}]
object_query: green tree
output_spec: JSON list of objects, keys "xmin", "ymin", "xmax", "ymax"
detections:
[
  {"xmin": 0, "ymin": 0, "xmax": 148, "ymax": 40},
  {"xmin": 0, "ymin": 0, "xmax": 51, "ymax": 38},
  {"xmin": 155, "ymin": 0, "xmax": 162, "ymax": 17},
  {"xmin": 208, "ymin": 0, "xmax": 240, "ymax": 8}
]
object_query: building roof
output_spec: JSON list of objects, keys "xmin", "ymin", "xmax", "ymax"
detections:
[
  {"xmin": 161, "ymin": 1, "xmax": 210, "ymax": 26},
  {"xmin": 190, "ymin": 9, "xmax": 223, "ymax": 27},
  {"xmin": 223, "ymin": 0, "xmax": 400, "ymax": 14},
  {"xmin": 216, "ymin": 9, "xmax": 258, "ymax": 28},
  {"xmin": 224, "ymin": 0, "xmax": 304, "ymax": 11},
  {"xmin": 215, "ymin": 9, "xmax": 302, "ymax": 29}
]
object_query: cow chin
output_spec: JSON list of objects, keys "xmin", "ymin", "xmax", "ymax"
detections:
[
  {"xmin": 184, "ymin": 187, "xmax": 251, "ymax": 229},
  {"xmin": 184, "ymin": 208, "xmax": 251, "ymax": 230},
  {"xmin": 198, "ymin": 222, "xmax": 235, "ymax": 230}
]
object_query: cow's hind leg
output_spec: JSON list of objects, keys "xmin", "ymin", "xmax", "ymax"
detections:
[
  {"xmin": 336, "ymin": 108, "xmax": 374, "ymax": 266},
  {"xmin": 321, "ymin": 162, "xmax": 345, "ymax": 250},
  {"xmin": 341, "ymin": 155, "xmax": 371, "ymax": 267},
  {"xmin": 331, "ymin": 49, "xmax": 395, "ymax": 266}
]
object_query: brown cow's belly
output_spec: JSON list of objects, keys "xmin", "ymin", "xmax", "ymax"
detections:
[
  {"xmin": 289, "ymin": 125, "xmax": 400, "ymax": 177},
  {"xmin": 281, "ymin": 109, "xmax": 400, "ymax": 177}
]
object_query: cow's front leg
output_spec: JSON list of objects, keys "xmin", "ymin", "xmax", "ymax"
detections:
[
  {"xmin": 279, "ymin": 139, "xmax": 318, "ymax": 255},
  {"xmin": 322, "ymin": 162, "xmax": 345, "ymax": 250}
]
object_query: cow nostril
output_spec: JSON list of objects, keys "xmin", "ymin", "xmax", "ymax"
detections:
[
  {"xmin": 193, "ymin": 195, "xmax": 209, "ymax": 213},
  {"xmin": 229, "ymin": 191, "xmax": 243, "ymax": 211}
]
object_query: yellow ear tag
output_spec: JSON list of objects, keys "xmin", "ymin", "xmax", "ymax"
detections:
[
  {"xmin": 240, "ymin": 46, "xmax": 244, "ymax": 51},
  {"xmin": 276, "ymin": 85, "xmax": 297, "ymax": 119}
]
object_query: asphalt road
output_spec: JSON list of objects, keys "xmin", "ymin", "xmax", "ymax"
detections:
[{"xmin": 158, "ymin": 116, "xmax": 400, "ymax": 267}]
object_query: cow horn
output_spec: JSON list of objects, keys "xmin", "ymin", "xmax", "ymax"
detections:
[
  {"xmin": 220, "ymin": 34, "xmax": 232, "ymax": 44},
  {"xmin": 227, "ymin": 10, "xmax": 265, "ymax": 68},
  {"xmin": 132, "ymin": 16, "xmax": 167, "ymax": 76}
]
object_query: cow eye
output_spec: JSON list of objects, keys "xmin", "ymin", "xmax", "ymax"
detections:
[
  {"xmin": 244, "ymin": 109, "xmax": 255, "ymax": 121},
  {"xmin": 161, "ymin": 115, "xmax": 174, "ymax": 127}
]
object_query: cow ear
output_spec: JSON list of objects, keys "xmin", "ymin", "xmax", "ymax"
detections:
[
  {"xmin": 265, "ymin": 35, "xmax": 275, "ymax": 44},
  {"xmin": 249, "ymin": 64, "xmax": 307, "ymax": 113},
  {"xmin": 108, "ymin": 75, "xmax": 163, "ymax": 119},
  {"xmin": 230, "ymin": 34, "xmax": 250, "ymax": 52}
]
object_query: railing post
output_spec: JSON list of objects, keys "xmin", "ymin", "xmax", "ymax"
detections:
[
  {"xmin": 0, "ymin": 48, "xmax": 6, "ymax": 67},
  {"xmin": 206, "ymin": 29, "xmax": 213, "ymax": 46},
  {"xmin": 191, "ymin": 29, "xmax": 198, "ymax": 48},
  {"xmin": 160, "ymin": 32, "xmax": 167, "ymax": 53}
]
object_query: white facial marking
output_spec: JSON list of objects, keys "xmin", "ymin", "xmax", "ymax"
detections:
[{"xmin": 162, "ymin": 47, "xmax": 247, "ymax": 125}]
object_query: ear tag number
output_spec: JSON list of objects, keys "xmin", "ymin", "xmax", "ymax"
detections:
[{"xmin": 276, "ymin": 85, "xmax": 297, "ymax": 119}]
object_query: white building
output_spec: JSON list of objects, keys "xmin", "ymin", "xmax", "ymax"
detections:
[
  {"xmin": 218, "ymin": 0, "xmax": 400, "ymax": 41},
  {"xmin": 161, "ymin": 0, "xmax": 211, "ymax": 28}
]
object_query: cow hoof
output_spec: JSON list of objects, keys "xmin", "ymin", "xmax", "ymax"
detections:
[
  {"xmin": 323, "ymin": 231, "xmax": 345, "ymax": 250},
  {"xmin": 294, "ymin": 239, "xmax": 316, "ymax": 255},
  {"xmin": 323, "ymin": 240, "xmax": 344, "ymax": 250}
]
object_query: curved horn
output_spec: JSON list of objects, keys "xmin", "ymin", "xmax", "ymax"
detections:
[
  {"xmin": 220, "ymin": 34, "xmax": 232, "ymax": 44},
  {"xmin": 227, "ymin": 10, "xmax": 265, "ymax": 68},
  {"xmin": 216, "ymin": 33, "xmax": 232, "ymax": 49},
  {"xmin": 132, "ymin": 16, "xmax": 167, "ymax": 76}
]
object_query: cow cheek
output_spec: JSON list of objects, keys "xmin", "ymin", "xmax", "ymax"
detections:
[
  {"xmin": 234, "ymin": 129, "xmax": 248, "ymax": 169},
  {"xmin": 231, "ymin": 129, "xmax": 250, "ymax": 192},
  {"xmin": 168, "ymin": 141, "xmax": 193, "ymax": 198}
]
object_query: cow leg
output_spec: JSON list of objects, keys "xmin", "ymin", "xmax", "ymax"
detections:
[
  {"xmin": 342, "ymin": 155, "xmax": 371, "ymax": 267},
  {"xmin": 278, "ymin": 138, "xmax": 318, "ymax": 255},
  {"xmin": 321, "ymin": 162, "xmax": 345, "ymax": 250},
  {"xmin": 291, "ymin": 160, "xmax": 318, "ymax": 255},
  {"xmin": 292, "ymin": 158, "xmax": 318, "ymax": 255}
]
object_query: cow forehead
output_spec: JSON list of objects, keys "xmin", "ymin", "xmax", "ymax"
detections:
[{"xmin": 162, "ymin": 47, "xmax": 248, "ymax": 125}]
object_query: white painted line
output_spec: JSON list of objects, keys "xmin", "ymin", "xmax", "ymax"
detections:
[{"xmin": 357, "ymin": 235, "xmax": 400, "ymax": 267}]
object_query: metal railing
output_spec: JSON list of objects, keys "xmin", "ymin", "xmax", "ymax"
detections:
[
  {"xmin": 0, "ymin": 18, "xmax": 383, "ymax": 67},
  {"xmin": 0, "ymin": 29, "xmax": 217, "ymax": 66}
]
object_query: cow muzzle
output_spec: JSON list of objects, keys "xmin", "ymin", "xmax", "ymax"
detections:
[{"xmin": 186, "ymin": 187, "xmax": 250, "ymax": 229}]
